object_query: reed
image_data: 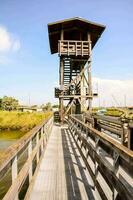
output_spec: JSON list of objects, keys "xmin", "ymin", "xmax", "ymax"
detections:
[{"xmin": 0, "ymin": 111, "xmax": 52, "ymax": 132}]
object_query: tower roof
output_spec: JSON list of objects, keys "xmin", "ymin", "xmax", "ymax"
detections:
[{"xmin": 48, "ymin": 17, "xmax": 105, "ymax": 54}]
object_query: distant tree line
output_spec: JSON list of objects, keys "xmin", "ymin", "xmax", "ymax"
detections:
[
  {"xmin": 0, "ymin": 96, "xmax": 59, "ymax": 112},
  {"xmin": 41, "ymin": 103, "xmax": 59, "ymax": 111}
]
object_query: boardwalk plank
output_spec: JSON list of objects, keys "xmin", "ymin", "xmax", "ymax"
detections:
[{"xmin": 28, "ymin": 124, "xmax": 97, "ymax": 200}]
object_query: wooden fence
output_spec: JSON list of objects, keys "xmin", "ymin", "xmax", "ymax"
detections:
[
  {"xmin": 68, "ymin": 115, "xmax": 133, "ymax": 200},
  {"xmin": 0, "ymin": 115, "xmax": 53, "ymax": 200}
]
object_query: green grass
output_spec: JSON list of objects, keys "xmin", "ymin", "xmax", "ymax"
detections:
[
  {"xmin": 92, "ymin": 107, "xmax": 123, "ymax": 117},
  {"xmin": 104, "ymin": 109, "xmax": 122, "ymax": 117},
  {"xmin": 0, "ymin": 111, "xmax": 52, "ymax": 132},
  {"xmin": 92, "ymin": 107, "xmax": 133, "ymax": 119},
  {"xmin": 0, "ymin": 130, "xmax": 24, "ymax": 140}
]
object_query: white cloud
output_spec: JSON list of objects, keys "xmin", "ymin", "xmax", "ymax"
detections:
[
  {"xmin": 0, "ymin": 56, "xmax": 10, "ymax": 64},
  {"xmin": 12, "ymin": 40, "xmax": 21, "ymax": 51},
  {"xmin": 0, "ymin": 25, "xmax": 20, "ymax": 52},
  {"xmin": 92, "ymin": 77, "xmax": 133, "ymax": 107},
  {"xmin": 0, "ymin": 26, "xmax": 12, "ymax": 51}
]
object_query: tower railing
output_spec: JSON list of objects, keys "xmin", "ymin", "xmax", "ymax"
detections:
[{"xmin": 58, "ymin": 40, "xmax": 90, "ymax": 56}]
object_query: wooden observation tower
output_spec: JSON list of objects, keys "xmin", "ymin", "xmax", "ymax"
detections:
[{"xmin": 48, "ymin": 17, "xmax": 105, "ymax": 122}]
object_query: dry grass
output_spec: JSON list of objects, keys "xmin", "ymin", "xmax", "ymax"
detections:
[{"xmin": 0, "ymin": 111, "xmax": 52, "ymax": 132}]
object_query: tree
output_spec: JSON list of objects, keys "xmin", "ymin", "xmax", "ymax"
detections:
[
  {"xmin": 31, "ymin": 105, "xmax": 38, "ymax": 109},
  {"xmin": 0, "ymin": 98, "xmax": 2, "ymax": 110},
  {"xmin": 41, "ymin": 102, "xmax": 52, "ymax": 111},
  {"xmin": 52, "ymin": 104, "xmax": 59, "ymax": 108},
  {"xmin": 2, "ymin": 96, "xmax": 19, "ymax": 111}
]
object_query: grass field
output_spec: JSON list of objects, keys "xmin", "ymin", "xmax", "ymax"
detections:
[
  {"xmin": 92, "ymin": 108, "xmax": 122, "ymax": 116},
  {"xmin": 104, "ymin": 109, "xmax": 122, "ymax": 117},
  {"xmin": 92, "ymin": 107, "xmax": 133, "ymax": 119},
  {"xmin": 0, "ymin": 111, "xmax": 52, "ymax": 132}
]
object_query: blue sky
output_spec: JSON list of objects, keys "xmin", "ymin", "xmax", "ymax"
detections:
[{"xmin": 0, "ymin": 0, "xmax": 133, "ymax": 106}]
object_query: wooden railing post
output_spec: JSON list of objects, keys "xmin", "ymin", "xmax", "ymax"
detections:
[
  {"xmin": 41, "ymin": 127, "xmax": 44, "ymax": 153},
  {"xmin": 112, "ymin": 188, "xmax": 118, "ymax": 200},
  {"xmin": 36, "ymin": 132, "xmax": 39, "ymax": 163},
  {"xmin": 28, "ymin": 140, "xmax": 32, "ymax": 182},
  {"xmin": 11, "ymin": 156, "xmax": 18, "ymax": 200},
  {"xmin": 43, "ymin": 125, "xmax": 46, "ymax": 147},
  {"xmin": 46, "ymin": 124, "xmax": 48, "ymax": 139}
]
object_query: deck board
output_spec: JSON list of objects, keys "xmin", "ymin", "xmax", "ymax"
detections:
[{"xmin": 28, "ymin": 124, "xmax": 98, "ymax": 200}]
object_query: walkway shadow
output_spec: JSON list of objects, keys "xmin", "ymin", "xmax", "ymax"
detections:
[{"xmin": 61, "ymin": 127, "xmax": 95, "ymax": 200}]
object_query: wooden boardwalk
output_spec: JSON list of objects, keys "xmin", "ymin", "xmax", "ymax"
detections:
[{"xmin": 27, "ymin": 124, "xmax": 100, "ymax": 200}]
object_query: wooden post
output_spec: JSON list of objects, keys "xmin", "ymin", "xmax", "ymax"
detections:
[
  {"xmin": 85, "ymin": 128, "xmax": 89, "ymax": 158},
  {"xmin": 61, "ymin": 29, "xmax": 64, "ymax": 40},
  {"xmin": 88, "ymin": 64, "xmax": 92, "ymax": 112},
  {"xmin": 80, "ymin": 65, "xmax": 86, "ymax": 112},
  {"xmin": 44, "ymin": 125, "xmax": 46, "ymax": 143},
  {"xmin": 59, "ymin": 29, "xmax": 64, "ymax": 123},
  {"xmin": 41, "ymin": 127, "xmax": 44, "ymax": 152},
  {"xmin": 58, "ymin": 41, "xmax": 61, "ymax": 56},
  {"xmin": 112, "ymin": 188, "xmax": 118, "ymax": 200},
  {"xmin": 75, "ymin": 41, "xmax": 77, "ymax": 56},
  {"xmin": 87, "ymin": 33, "xmax": 92, "ymax": 114},
  {"xmin": 36, "ymin": 132, "xmax": 39, "ymax": 163},
  {"xmin": 45, "ymin": 125, "xmax": 48, "ymax": 142},
  {"xmin": 60, "ymin": 58, "xmax": 64, "ymax": 89},
  {"xmin": 28, "ymin": 140, "xmax": 32, "ymax": 182},
  {"xmin": 60, "ymin": 29, "xmax": 64, "ymax": 55},
  {"xmin": 128, "ymin": 127, "xmax": 133, "ymax": 150},
  {"xmin": 12, "ymin": 156, "xmax": 18, "ymax": 200},
  {"xmin": 59, "ymin": 57, "xmax": 64, "ymax": 122},
  {"xmin": 122, "ymin": 123, "xmax": 128, "ymax": 147},
  {"xmin": 81, "ymin": 41, "xmax": 82, "ymax": 56}
]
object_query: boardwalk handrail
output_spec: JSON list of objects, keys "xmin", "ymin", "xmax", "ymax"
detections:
[
  {"xmin": 0, "ymin": 115, "xmax": 53, "ymax": 200},
  {"xmin": 68, "ymin": 115, "xmax": 133, "ymax": 200}
]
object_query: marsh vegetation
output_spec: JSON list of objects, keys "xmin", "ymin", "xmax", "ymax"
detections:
[{"xmin": 0, "ymin": 111, "xmax": 52, "ymax": 150}]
